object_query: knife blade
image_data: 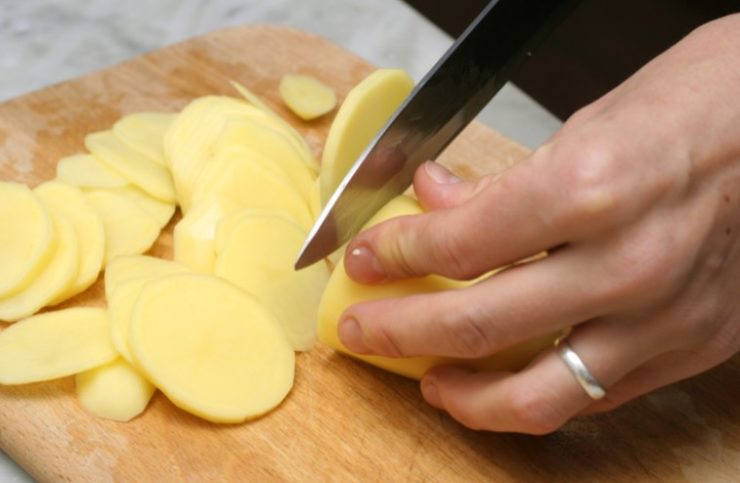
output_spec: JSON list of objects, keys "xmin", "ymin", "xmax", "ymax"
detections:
[{"xmin": 295, "ymin": 0, "xmax": 580, "ymax": 269}]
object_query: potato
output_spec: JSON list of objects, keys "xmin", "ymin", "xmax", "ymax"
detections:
[
  {"xmin": 86, "ymin": 130, "xmax": 176, "ymax": 203},
  {"xmin": 0, "ymin": 205, "xmax": 78, "ymax": 322},
  {"xmin": 279, "ymin": 74, "xmax": 337, "ymax": 120},
  {"xmin": 102, "ymin": 185, "xmax": 175, "ymax": 228},
  {"xmin": 56, "ymin": 153, "xmax": 129, "ymax": 189},
  {"xmin": 76, "ymin": 358, "xmax": 155, "ymax": 422},
  {"xmin": 308, "ymin": 177, "xmax": 322, "ymax": 221},
  {"xmin": 319, "ymin": 69, "xmax": 414, "ymax": 205},
  {"xmin": 104, "ymin": 255, "xmax": 190, "ymax": 299},
  {"xmin": 0, "ymin": 182, "xmax": 56, "ymax": 298},
  {"xmin": 190, "ymin": 148, "xmax": 313, "ymax": 230},
  {"xmin": 85, "ymin": 190, "xmax": 161, "ymax": 265},
  {"xmin": 0, "ymin": 307, "xmax": 116, "ymax": 384},
  {"xmin": 129, "ymin": 274, "xmax": 294, "ymax": 423},
  {"xmin": 317, "ymin": 195, "xmax": 557, "ymax": 379},
  {"xmin": 112, "ymin": 112, "xmax": 176, "ymax": 166},
  {"xmin": 215, "ymin": 211, "xmax": 330, "ymax": 350},
  {"xmin": 174, "ymin": 197, "xmax": 240, "ymax": 273},
  {"xmin": 35, "ymin": 180, "xmax": 105, "ymax": 304}
]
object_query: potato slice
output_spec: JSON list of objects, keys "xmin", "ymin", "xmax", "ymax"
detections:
[
  {"xmin": 76, "ymin": 358, "xmax": 155, "ymax": 422},
  {"xmin": 308, "ymin": 178, "xmax": 322, "ymax": 221},
  {"xmin": 101, "ymin": 186, "xmax": 175, "ymax": 228},
  {"xmin": 215, "ymin": 212, "xmax": 330, "ymax": 351},
  {"xmin": 317, "ymin": 195, "xmax": 556, "ymax": 379},
  {"xmin": 191, "ymin": 148, "xmax": 313, "ymax": 230},
  {"xmin": 108, "ymin": 262, "xmax": 190, "ymax": 362},
  {"xmin": 129, "ymin": 274, "xmax": 294, "ymax": 423},
  {"xmin": 320, "ymin": 69, "xmax": 414, "ymax": 205},
  {"xmin": 56, "ymin": 153, "xmax": 129, "ymax": 189},
  {"xmin": 104, "ymin": 255, "xmax": 189, "ymax": 299},
  {"xmin": 85, "ymin": 190, "xmax": 161, "ymax": 265},
  {"xmin": 0, "ymin": 207, "xmax": 78, "ymax": 322},
  {"xmin": 35, "ymin": 181, "xmax": 105, "ymax": 304},
  {"xmin": 0, "ymin": 182, "xmax": 56, "ymax": 298},
  {"xmin": 113, "ymin": 112, "xmax": 176, "ymax": 166},
  {"xmin": 279, "ymin": 74, "xmax": 337, "ymax": 120},
  {"xmin": 0, "ymin": 307, "xmax": 116, "ymax": 384},
  {"xmin": 174, "ymin": 197, "xmax": 240, "ymax": 273},
  {"xmin": 86, "ymin": 130, "xmax": 176, "ymax": 203}
]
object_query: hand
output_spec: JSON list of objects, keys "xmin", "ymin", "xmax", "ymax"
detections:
[{"xmin": 337, "ymin": 14, "xmax": 740, "ymax": 434}]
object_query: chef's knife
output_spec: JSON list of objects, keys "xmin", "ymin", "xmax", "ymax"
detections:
[{"xmin": 295, "ymin": 0, "xmax": 580, "ymax": 269}]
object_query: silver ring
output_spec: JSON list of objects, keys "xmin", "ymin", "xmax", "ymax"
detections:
[{"xmin": 555, "ymin": 337, "xmax": 606, "ymax": 400}]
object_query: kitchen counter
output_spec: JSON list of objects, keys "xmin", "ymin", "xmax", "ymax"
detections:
[{"xmin": 0, "ymin": 0, "xmax": 561, "ymax": 480}]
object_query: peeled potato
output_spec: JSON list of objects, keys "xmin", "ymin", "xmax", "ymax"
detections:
[
  {"xmin": 320, "ymin": 69, "xmax": 414, "ymax": 205},
  {"xmin": 279, "ymin": 74, "xmax": 337, "ymax": 120},
  {"xmin": 102, "ymin": 185, "xmax": 175, "ymax": 228},
  {"xmin": 86, "ymin": 130, "xmax": 176, "ymax": 203},
  {"xmin": 0, "ymin": 307, "xmax": 116, "ymax": 384},
  {"xmin": 85, "ymin": 190, "xmax": 161, "ymax": 265},
  {"xmin": 0, "ymin": 207, "xmax": 78, "ymax": 322},
  {"xmin": 105, "ymin": 255, "xmax": 190, "ymax": 299},
  {"xmin": 215, "ymin": 212, "xmax": 330, "ymax": 351},
  {"xmin": 56, "ymin": 154, "xmax": 129, "ymax": 189},
  {"xmin": 0, "ymin": 182, "xmax": 56, "ymax": 298},
  {"xmin": 317, "ymin": 195, "xmax": 557, "ymax": 379},
  {"xmin": 112, "ymin": 112, "xmax": 176, "ymax": 166},
  {"xmin": 308, "ymin": 178, "xmax": 322, "ymax": 221},
  {"xmin": 35, "ymin": 180, "xmax": 105, "ymax": 304},
  {"xmin": 129, "ymin": 274, "xmax": 295, "ymax": 423},
  {"xmin": 174, "ymin": 197, "xmax": 240, "ymax": 273},
  {"xmin": 76, "ymin": 358, "xmax": 155, "ymax": 422},
  {"xmin": 191, "ymin": 148, "xmax": 313, "ymax": 230}
]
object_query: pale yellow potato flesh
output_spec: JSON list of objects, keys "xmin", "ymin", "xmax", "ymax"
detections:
[
  {"xmin": 56, "ymin": 153, "xmax": 130, "ymax": 189},
  {"xmin": 104, "ymin": 255, "xmax": 190, "ymax": 299},
  {"xmin": 0, "ymin": 182, "xmax": 56, "ymax": 298},
  {"xmin": 174, "ymin": 197, "xmax": 240, "ymax": 273},
  {"xmin": 308, "ymin": 177, "xmax": 322, "ymax": 221},
  {"xmin": 112, "ymin": 112, "xmax": 176, "ymax": 166},
  {"xmin": 108, "ymin": 261, "xmax": 190, "ymax": 362},
  {"xmin": 76, "ymin": 358, "xmax": 156, "ymax": 422},
  {"xmin": 129, "ymin": 274, "xmax": 295, "ymax": 423},
  {"xmin": 35, "ymin": 181, "xmax": 105, "ymax": 304},
  {"xmin": 279, "ymin": 74, "xmax": 337, "ymax": 120},
  {"xmin": 0, "ymin": 307, "xmax": 116, "ymax": 384},
  {"xmin": 215, "ymin": 212, "xmax": 330, "ymax": 351},
  {"xmin": 320, "ymin": 69, "xmax": 414, "ymax": 205},
  {"xmin": 85, "ymin": 190, "xmax": 161, "ymax": 265},
  {"xmin": 86, "ymin": 130, "xmax": 176, "ymax": 203},
  {"xmin": 191, "ymin": 148, "xmax": 313, "ymax": 230},
  {"xmin": 0, "ymin": 207, "xmax": 78, "ymax": 322},
  {"xmin": 317, "ymin": 195, "xmax": 557, "ymax": 380},
  {"xmin": 101, "ymin": 185, "xmax": 176, "ymax": 228}
]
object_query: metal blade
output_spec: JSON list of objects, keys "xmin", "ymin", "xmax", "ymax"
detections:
[{"xmin": 295, "ymin": 0, "xmax": 579, "ymax": 269}]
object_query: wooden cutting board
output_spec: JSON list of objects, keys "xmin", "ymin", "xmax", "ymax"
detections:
[{"xmin": 1, "ymin": 26, "xmax": 738, "ymax": 483}]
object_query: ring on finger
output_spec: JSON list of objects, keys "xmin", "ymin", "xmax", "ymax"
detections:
[{"xmin": 554, "ymin": 335, "xmax": 606, "ymax": 400}]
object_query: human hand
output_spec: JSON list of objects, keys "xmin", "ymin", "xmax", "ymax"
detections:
[{"xmin": 337, "ymin": 14, "xmax": 740, "ymax": 434}]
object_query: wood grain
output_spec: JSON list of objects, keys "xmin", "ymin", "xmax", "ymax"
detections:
[{"xmin": 0, "ymin": 26, "xmax": 738, "ymax": 483}]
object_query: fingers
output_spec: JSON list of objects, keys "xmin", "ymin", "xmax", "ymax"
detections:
[
  {"xmin": 340, "ymin": 247, "xmax": 613, "ymax": 358},
  {"xmin": 419, "ymin": 317, "xmax": 664, "ymax": 434},
  {"xmin": 413, "ymin": 161, "xmax": 489, "ymax": 211}
]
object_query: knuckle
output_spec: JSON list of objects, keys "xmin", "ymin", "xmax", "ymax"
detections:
[
  {"xmin": 506, "ymin": 386, "xmax": 567, "ymax": 435},
  {"xmin": 443, "ymin": 305, "xmax": 494, "ymax": 358},
  {"xmin": 366, "ymin": 319, "xmax": 406, "ymax": 357},
  {"xmin": 563, "ymin": 141, "xmax": 622, "ymax": 224},
  {"xmin": 428, "ymin": 226, "xmax": 480, "ymax": 279}
]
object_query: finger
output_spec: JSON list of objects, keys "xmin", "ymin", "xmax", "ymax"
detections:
[
  {"xmin": 340, "ymin": 245, "xmax": 623, "ymax": 359},
  {"xmin": 344, "ymin": 151, "xmax": 577, "ymax": 283},
  {"xmin": 413, "ymin": 161, "xmax": 490, "ymax": 211},
  {"xmin": 419, "ymin": 316, "xmax": 665, "ymax": 434}
]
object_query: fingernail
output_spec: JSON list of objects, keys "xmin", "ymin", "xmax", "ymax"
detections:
[
  {"xmin": 338, "ymin": 317, "xmax": 369, "ymax": 354},
  {"xmin": 348, "ymin": 245, "xmax": 386, "ymax": 281},
  {"xmin": 421, "ymin": 378, "xmax": 442, "ymax": 408},
  {"xmin": 424, "ymin": 161, "xmax": 461, "ymax": 185}
]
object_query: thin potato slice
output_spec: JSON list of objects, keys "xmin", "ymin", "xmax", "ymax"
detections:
[
  {"xmin": 0, "ymin": 307, "xmax": 116, "ymax": 384},
  {"xmin": 129, "ymin": 274, "xmax": 294, "ymax": 423},
  {"xmin": 104, "ymin": 255, "xmax": 190, "ymax": 299},
  {"xmin": 215, "ymin": 212, "xmax": 330, "ymax": 351},
  {"xmin": 35, "ymin": 181, "xmax": 105, "ymax": 304},
  {"xmin": 317, "ymin": 196, "xmax": 556, "ymax": 379},
  {"xmin": 174, "ymin": 197, "xmax": 240, "ymax": 273},
  {"xmin": 320, "ymin": 69, "xmax": 414, "ymax": 205},
  {"xmin": 85, "ymin": 190, "xmax": 160, "ymax": 265},
  {"xmin": 279, "ymin": 74, "xmax": 337, "ymax": 120},
  {"xmin": 86, "ymin": 130, "xmax": 176, "ymax": 203},
  {"xmin": 308, "ymin": 177, "xmax": 322, "ymax": 221},
  {"xmin": 0, "ymin": 182, "xmax": 56, "ymax": 298},
  {"xmin": 0, "ymin": 208, "xmax": 78, "ymax": 322},
  {"xmin": 191, "ymin": 149, "xmax": 313, "ymax": 230},
  {"xmin": 113, "ymin": 112, "xmax": 176, "ymax": 166},
  {"xmin": 102, "ymin": 186, "xmax": 175, "ymax": 228},
  {"xmin": 56, "ymin": 153, "xmax": 130, "ymax": 189},
  {"xmin": 76, "ymin": 358, "xmax": 155, "ymax": 422}
]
